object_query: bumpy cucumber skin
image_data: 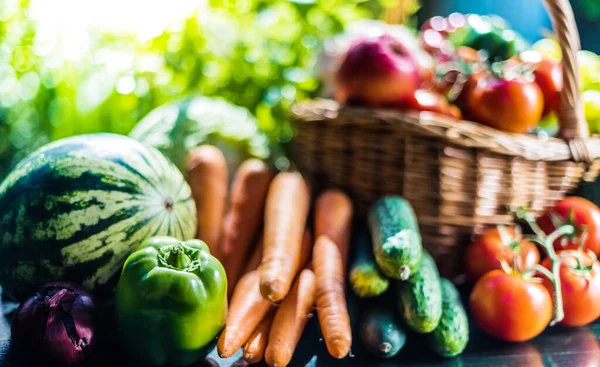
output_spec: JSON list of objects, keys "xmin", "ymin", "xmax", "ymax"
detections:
[
  {"xmin": 398, "ymin": 252, "xmax": 442, "ymax": 333},
  {"xmin": 360, "ymin": 307, "xmax": 407, "ymax": 359},
  {"xmin": 429, "ymin": 279, "xmax": 469, "ymax": 357},
  {"xmin": 350, "ymin": 265, "xmax": 390, "ymax": 298},
  {"xmin": 349, "ymin": 229, "xmax": 390, "ymax": 297},
  {"xmin": 368, "ymin": 196, "xmax": 423, "ymax": 280}
]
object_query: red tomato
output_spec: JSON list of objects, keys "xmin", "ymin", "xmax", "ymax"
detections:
[
  {"xmin": 521, "ymin": 51, "xmax": 563, "ymax": 117},
  {"xmin": 448, "ymin": 104, "xmax": 463, "ymax": 119},
  {"xmin": 452, "ymin": 72, "xmax": 481, "ymax": 114},
  {"xmin": 470, "ymin": 269, "xmax": 552, "ymax": 342},
  {"xmin": 541, "ymin": 251, "xmax": 600, "ymax": 327},
  {"xmin": 467, "ymin": 75, "xmax": 544, "ymax": 133},
  {"xmin": 534, "ymin": 59, "xmax": 563, "ymax": 116},
  {"xmin": 537, "ymin": 197, "xmax": 600, "ymax": 255},
  {"xmin": 401, "ymin": 89, "xmax": 457, "ymax": 118},
  {"xmin": 465, "ymin": 227, "xmax": 540, "ymax": 282},
  {"xmin": 431, "ymin": 47, "xmax": 479, "ymax": 100}
]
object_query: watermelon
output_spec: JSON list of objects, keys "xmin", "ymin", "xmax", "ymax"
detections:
[
  {"xmin": 129, "ymin": 96, "xmax": 270, "ymax": 174},
  {"xmin": 0, "ymin": 134, "xmax": 197, "ymax": 300}
]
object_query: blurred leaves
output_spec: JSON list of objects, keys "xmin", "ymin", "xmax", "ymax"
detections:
[
  {"xmin": 0, "ymin": 0, "xmax": 391, "ymax": 179},
  {"xmin": 572, "ymin": 0, "xmax": 600, "ymax": 23}
]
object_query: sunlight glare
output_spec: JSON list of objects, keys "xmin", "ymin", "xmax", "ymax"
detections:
[{"xmin": 29, "ymin": 0, "xmax": 206, "ymax": 41}]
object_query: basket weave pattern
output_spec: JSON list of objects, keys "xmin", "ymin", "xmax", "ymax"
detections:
[{"xmin": 292, "ymin": 0, "xmax": 600, "ymax": 278}]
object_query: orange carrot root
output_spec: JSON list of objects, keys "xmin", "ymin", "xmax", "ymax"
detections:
[
  {"xmin": 314, "ymin": 190, "xmax": 353, "ymax": 268},
  {"xmin": 221, "ymin": 159, "xmax": 272, "ymax": 293},
  {"xmin": 218, "ymin": 270, "xmax": 274, "ymax": 358},
  {"xmin": 260, "ymin": 171, "xmax": 310, "ymax": 302},
  {"xmin": 313, "ymin": 235, "xmax": 352, "ymax": 359},
  {"xmin": 185, "ymin": 145, "xmax": 228, "ymax": 259},
  {"xmin": 265, "ymin": 269, "xmax": 316, "ymax": 367},
  {"xmin": 243, "ymin": 309, "xmax": 276, "ymax": 364}
]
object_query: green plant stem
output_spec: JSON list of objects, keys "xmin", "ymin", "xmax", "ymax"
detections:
[{"xmin": 521, "ymin": 214, "xmax": 575, "ymax": 325}]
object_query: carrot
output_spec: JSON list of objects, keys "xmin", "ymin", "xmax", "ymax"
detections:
[
  {"xmin": 243, "ymin": 309, "xmax": 276, "ymax": 364},
  {"xmin": 298, "ymin": 229, "xmax": 313, "ymax": 270},
  {"xmin": 314, "ymin": 190, "xmax": 353, "ymax": 268},
  {"xmin": 265, "ymin": 269, "xmax": 316, "ymax": 367},
  {"xmin": 185, "ymin": 145, "xmax": 228, "ymax": 259},
  {"xmin": 313, "ymin": 235, "xmax": 352, "ymax": 359},
  {"xmin": 218, "ymin": 270, "xmax": 273, "ymax": 358},
  {"xmin": 242, "ymin": 237, "xmax": 263, "ymax": 277},
  {"xmin": 260, "ymin": 171, "xmax": 311, "ymax": 302},
  {"xmin": 233, "ymin": 230, "xmax": 310, "ymax": 298},
  {"xmin": 221, "ymin": 159, "xmax": 273, "ymax": 291}
]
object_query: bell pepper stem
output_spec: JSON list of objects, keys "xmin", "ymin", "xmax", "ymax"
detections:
[{"xmin": 166, "ymin": 245, "xmax": 192, "ymax": 269}]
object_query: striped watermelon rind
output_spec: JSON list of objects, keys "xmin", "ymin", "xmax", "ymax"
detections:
[{"xmin": 0, "ymin": 133, "xmax": 197, "ymax": 300}]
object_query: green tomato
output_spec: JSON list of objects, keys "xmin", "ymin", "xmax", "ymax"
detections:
[
  {"xmin": 533, "ymin": 38, "xmax": 561, "ymax": 62},
  {"xmin": 578, "ymin": 50, "xmax": 600, "ymax": 91},
  {"xmin": 584, "ymin": 90, "xmax": 600, "ymax": 124},
  {"xmin": 584, "ymin": 90, "xmax": 600, "ymax": 134},
  {"xmin": 534, "ymin": 113, "xmax": 559, "ymax": 137}
]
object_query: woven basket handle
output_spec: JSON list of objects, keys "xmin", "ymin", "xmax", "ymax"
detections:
[{"xmin": 543, "ymin": 0, "xmax": 589, "ymax": 142}]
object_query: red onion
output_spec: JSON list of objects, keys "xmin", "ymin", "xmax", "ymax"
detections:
[{"xmin": 11, "ymin": 281, "xmax": 96, "ymax": 366}]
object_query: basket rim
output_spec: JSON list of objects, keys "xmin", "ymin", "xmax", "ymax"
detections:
[{"xmin": 293, "ymin": 99, "xmax": 600, "ymax": 162}]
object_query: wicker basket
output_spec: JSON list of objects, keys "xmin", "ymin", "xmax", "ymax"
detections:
[{"xmin": 292, "ymin": 0, "xmax": 600, "ymax": 278}]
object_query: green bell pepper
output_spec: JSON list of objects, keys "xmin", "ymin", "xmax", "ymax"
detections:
[
  {"xmin": 449, "ymin": 14, "xmax": 528, "ymax": 61},
  {"xmin": 115, "ymin": 236, "xmax": 227, "ymax": 366}
]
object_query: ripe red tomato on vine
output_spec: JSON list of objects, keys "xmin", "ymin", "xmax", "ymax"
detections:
[
  {"xmin": 470, "ymin": 269, "xmax": 553, "ymax": 342},
  {"xmin": 541, "ymin": 250, "xmax": 600, "ymax": 327},
  {"xmin": 537, "ymin": 197, "xmax": 600, "ymax": 255},
  {"xmin": 464, "ymin": 226, "xmax": 540, "ymax": 282}
]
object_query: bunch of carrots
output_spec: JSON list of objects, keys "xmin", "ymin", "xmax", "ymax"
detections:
[{"xmin": 185, "ymin": 145, "xmax": 354, "ymax": 367}]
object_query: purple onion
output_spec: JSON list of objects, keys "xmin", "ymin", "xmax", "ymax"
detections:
[{"xmin": 11, "ymin": 281, "xmax": 97, "ymax": 366}]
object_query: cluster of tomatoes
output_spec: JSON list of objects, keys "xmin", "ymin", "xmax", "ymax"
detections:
[
  {"xmin": 332, "ymin": 13, "xmax": 563, "ymax": 135},
  {"xmin": 465, "ymin": 197, "xmax": 600, "ymax": 342},
  {"xmin": 420, "ymin": 13, "xmax": 562, "ymax": 134}
]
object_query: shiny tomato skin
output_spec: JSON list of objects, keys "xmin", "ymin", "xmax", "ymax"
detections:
[
  {"xmin": 537, "ymin": 197, "xmax": 600, "ymax": 255},
  {"xmin": 520, "ymin": 51, "xmax": 563, "ymax": 117},
  {"xmin": 470, "ymin": 270, "xmax": 552, "ymax": 342},
  {"xmin": 402, "ymin": 89, "xmax": 456, "ymax": 117},
  {"xmin": 465, "ymin": 227, "xmax": 540, "ymax": 282},
  {"xmin": 534, "ymin": 58, "xmax": 563, "ymax": 116},
  {"xmin": 454, "ymin": 73, "xmax": 481, "ymax": 113},
  {"xmin": 467, "ymin": 76, "xmax": 544, "ymax": 133},
  {"xmin": 541, "ymin": 251, "xmax": 600, "ymax": 327}
]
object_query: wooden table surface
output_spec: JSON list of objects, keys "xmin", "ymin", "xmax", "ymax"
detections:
[{"xmin": 1, "ymin": 286, "xmax": 599, "ymax": 367}]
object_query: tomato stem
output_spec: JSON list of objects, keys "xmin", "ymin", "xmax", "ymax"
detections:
[{"xmin": 519, "ymin": 210, "xmax": 575, "ymax": 325}]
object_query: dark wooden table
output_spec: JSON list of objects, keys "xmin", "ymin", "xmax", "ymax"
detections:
[{"xmin": 2, "ymin": 285, "xmax": 599, "ymax": 367}]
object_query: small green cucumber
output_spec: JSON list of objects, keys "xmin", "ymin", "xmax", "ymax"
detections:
[
  {"xmin": 360, "ymin": 306, "xmax": 407, "ymax": 359},
  {"xmin": 429, "ymin": 279, "xmax": 469, "ymax": 357},
  {"xmin": 349, "ymin": 229, "xmax": 389, "ymax": 298},
  {"xmin": 368, "ymin": 196, "xmax": 423, "ymax": 280},
  {"xmin": 398, "ymin": 251, "xmax": 442, "ymax": 333}
]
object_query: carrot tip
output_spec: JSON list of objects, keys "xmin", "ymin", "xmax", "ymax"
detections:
[
  {"xmin": 260, "ymin": 282, "xmax": 285, "ymax": 302},
  {"xmin": 217, "ymin": 347, "xmax": 234, "ymax": 359}
]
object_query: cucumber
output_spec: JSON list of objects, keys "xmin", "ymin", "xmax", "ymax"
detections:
[
  {"xmin": 349, "ymin": 229, "xmax": 389, "ymax": 298},
  {"xmin": 398, "ymin": 251, "xmax": 442, "ymax": 333},
  {"xmin": 360, "ymin": 306, "xmax": 407, "ymax": 359},
  {"xmin": 429, "ymin": 279, "xmax": 469, "ymax": 357},
  {"xmin": 368, "ymin": 196, "xmax": 423, "ymax": 280}
]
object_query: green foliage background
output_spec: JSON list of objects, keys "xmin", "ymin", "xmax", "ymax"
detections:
[{"xmin": 0, "ymin": 0, "xmax": 392, "ymax": 179}]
